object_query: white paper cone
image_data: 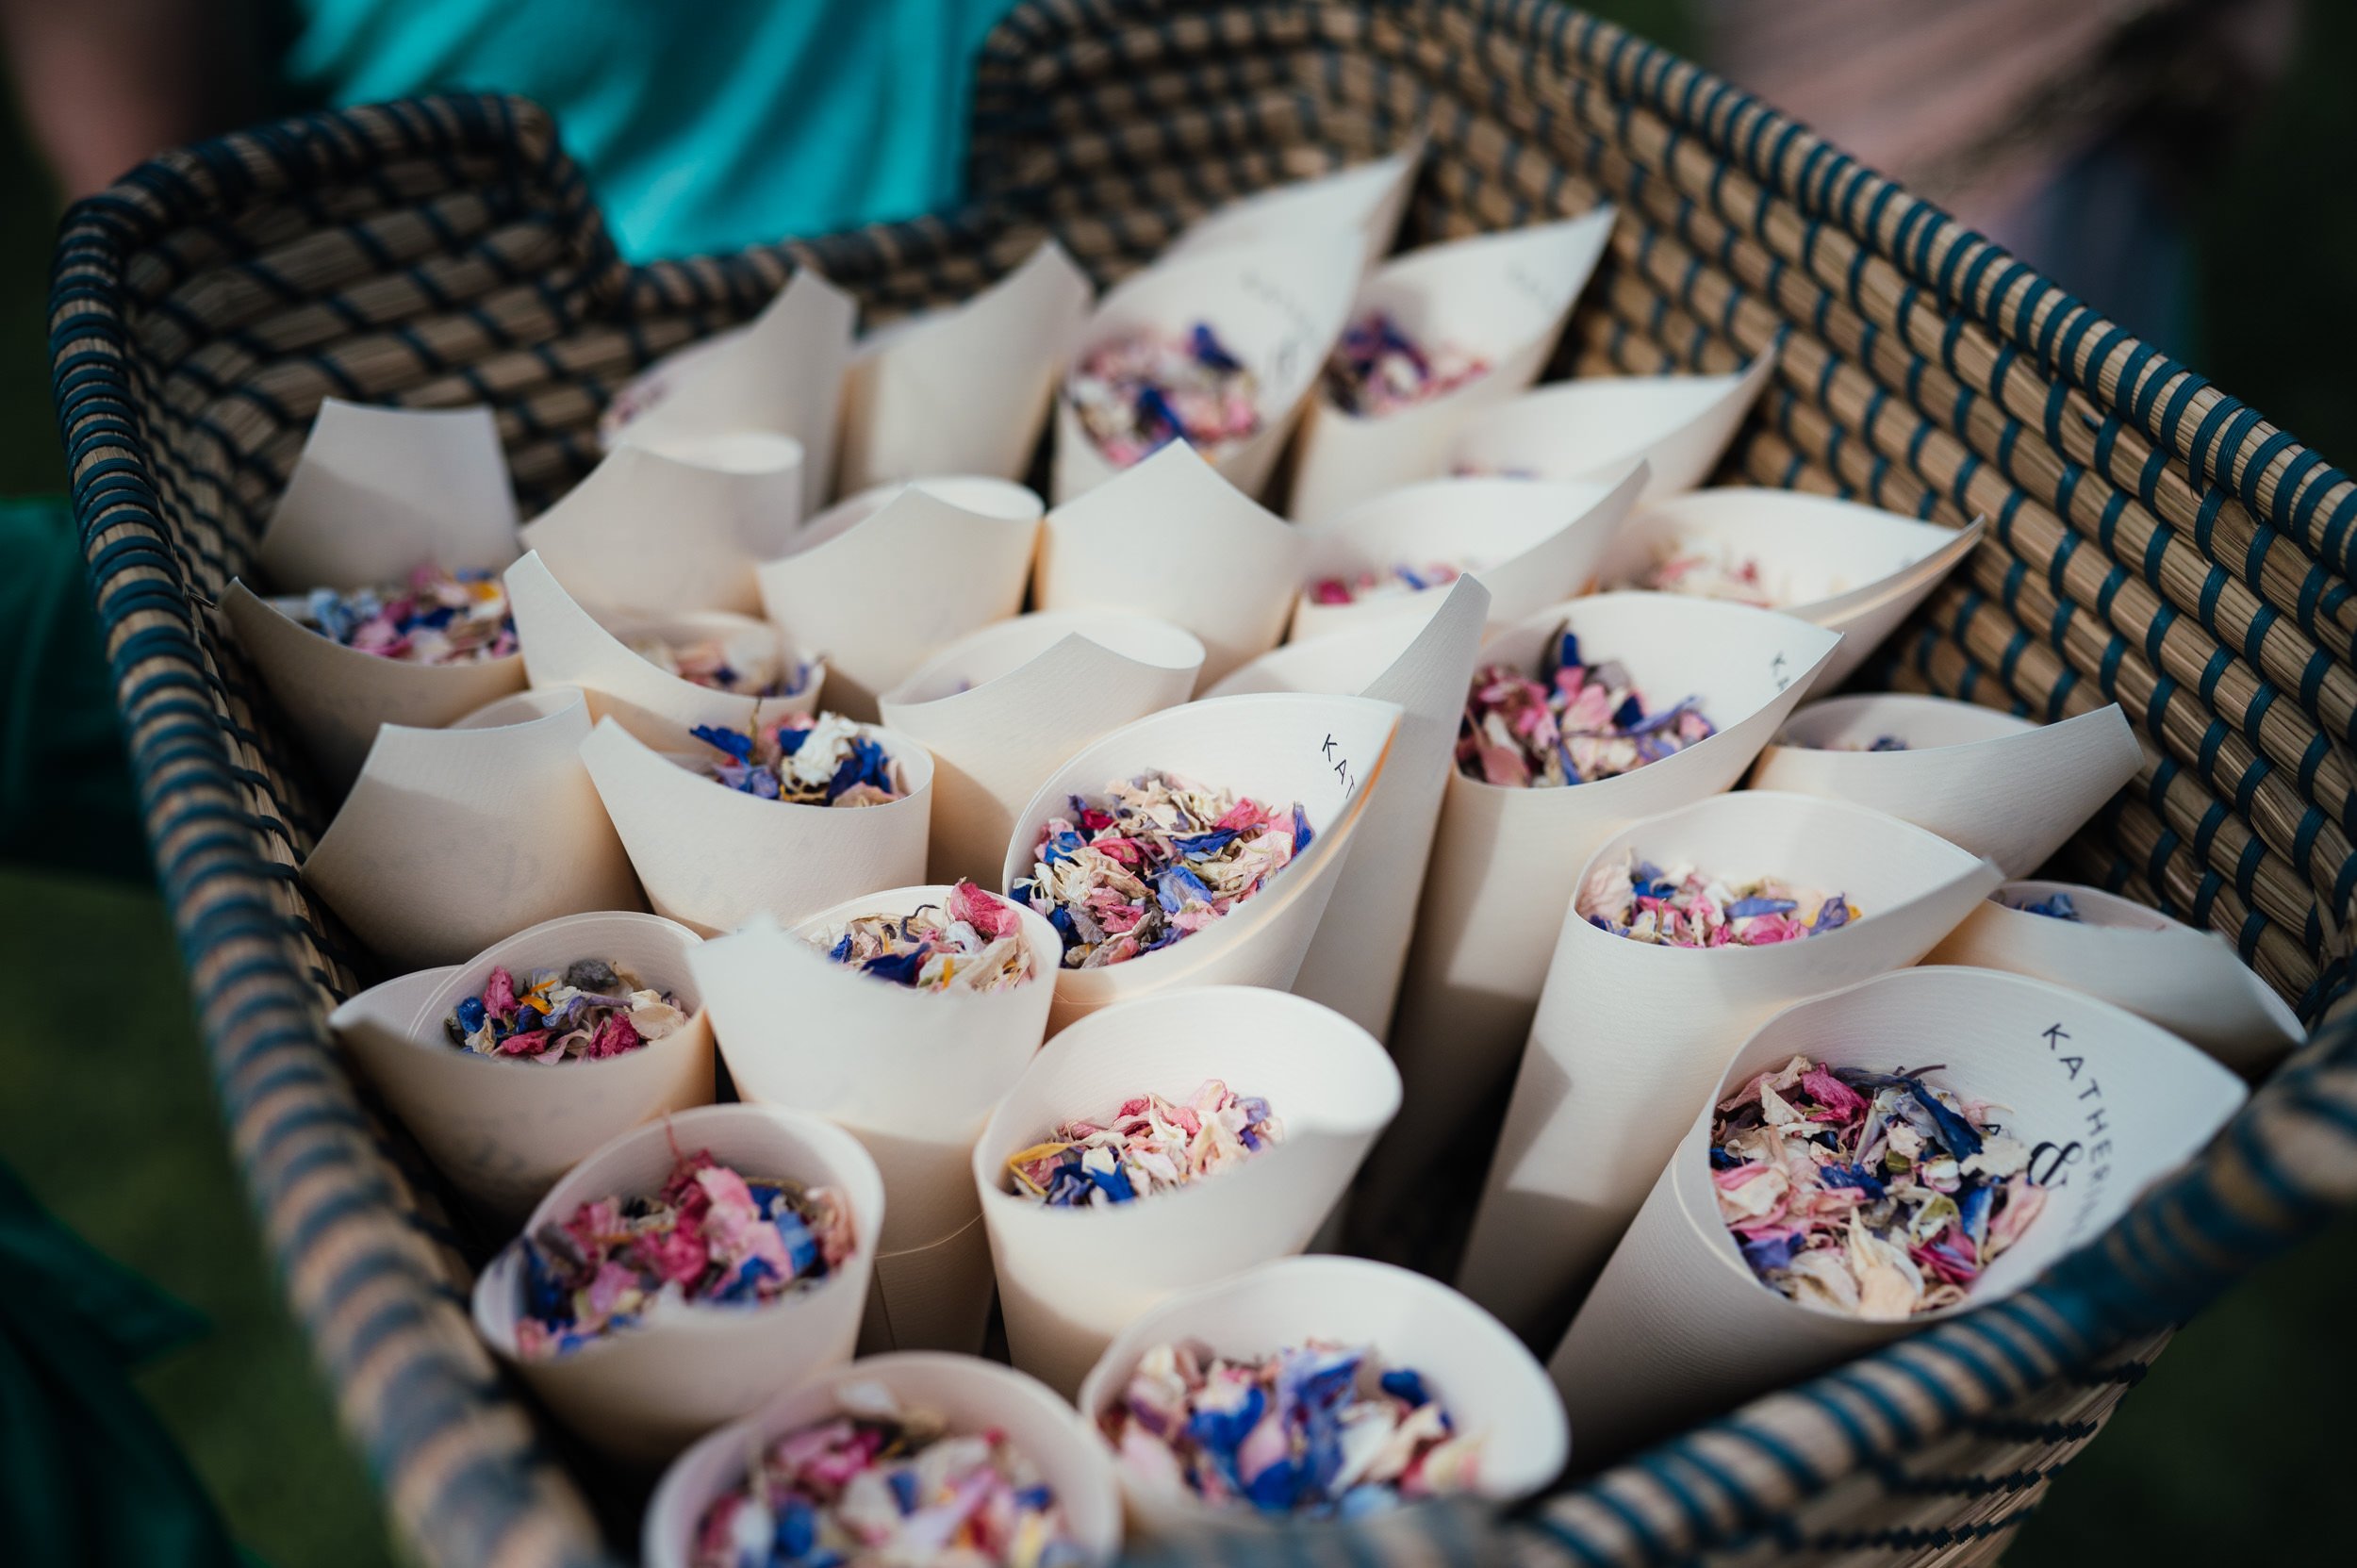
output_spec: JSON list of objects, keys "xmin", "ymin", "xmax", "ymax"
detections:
[
  {"xmin": 580, "ymin": 717, "xmax": 934, "ymax": 936},
  {"xmin": 688, "ymin": 888, "xmax": 1061, "ymax": 1355},
  {"xmin": 1051, "ymin": 233, "xmax": 1362, "ymax": 503},
  {"xmin": 472, "ymin": 1102, "xmax": 885, "ymax": 1466},
  {"xmin": 1458, "ymin": 790, "xmax": 2004, "ymax": 1343},
  {"xmin": 1447, "ymin": 352, "xmax": 1776, "ymax": 500},
  {"xmin": 1549, "ymin": 966, "xmax": 2246, "ymax": 1461},
  {"xmin": 837, "ymin": 240, "xmax": 1096, "ymax": 493},
  {"xmin": 1035, "ymin": 441, "xmax": 1307, "ymax": 685},
  {"xmin": 974, "ymin": 986, "xmax": 1402, "ymax": 1395},
  {"xmin": 1749, "ymin": 696, "xmax": 2144, "ymax": 878},
  {"xmin": 1288, "ymin": 210, "xmax": 1619, "ymax": 522},
  {"xmin": 879, "ymin": 610, "xmax": 1209, "ymax": 887},
  {"xmin": 644, "ymin": 1352, "xmax": 1123, "ymax": 1568},
  {"xmin": 997, "ymin": 692, "xmax": 1405, "ymax": 1035},
  {"xmin": 1926, "ymin": 882, "xmax": 2303, "ymax": 1076},
  {"xmin": 257, "ymin": 399, "xmax": 519, "ymax": 592},
  {"xmin": 1077, "ymin": 1255, "xmax": 1563, "ymax": 1535},
  {"xmin": 1162, "ymin": 142, "xmax": 1423, "ymax": 272},
  {"xmin": 1367, "ymin": 594, "xmax": 1844, "ymax": 1213},
  {"xmin": 757, "ymin": 477, "xmax": 1044, "ymax": 721}
]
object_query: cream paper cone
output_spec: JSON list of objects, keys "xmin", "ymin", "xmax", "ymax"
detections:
[
  {"xmin": 1077, "ymin": 1255, "xmax": 1565, "ymax": 1536},
  {"xmin": 505, "ymin": 550, "xmax": 821, "ymax": 752},
  {"xmin": 1289, "ymin": 210, "xmax": 1619, "ymax": 522},
  {"xmin": 1035, "ymin": 440, "xmax": 1306, "ymax": 685},
  {"xmin": 1162, "ymin": 142, "xmax": 1423, "ymax": 272},
  {"xmin": 756, "ymin": 477, "xmax": 1044, "ymax": 721},
  {"xmin": 1549, "ymin": 965, "xmax": 2247, "ymax": 1462},
  {"xmin": 644, "ymin": 1352, "xmax": 1124, "ymax": 1568},
  {"xmin": 301, "ymin": 686, "xmax": 642, "ymax": 970},
  {"xmin": 1286, "ymin": 467, "xmax": 1643, "ymax": 644},
  {"xmin": 1051, "ymin": 232, "xmax": 1362, "ymax": 503},
  {"xmin": 1927, "ymin": 882, "xmax": 2304, "ymax": 1077},
  {"xmin": 688, "ymin": 887, "xmax": 1062, "ymax": 1356},
  {"xmin": 1457, "ymin": 790, "xmax": 2004, "ymax": 1344},
  {"xmin": 1210, "ymin": 577, "xmax": 1492, "ymax": 1041},
  {"xmin": 997, "ymin": 692, "xmax": 1405, "ymax": 1036},
  {"xmin": 1750, "ymin": 696, "xmax": 2144, "ymax": 878},
  {"xmin": 973, "ymin": 986, "xmax": 1402, "ymax": 1396},
  {"xmin": 1366, "ymin": 594, "xmax": 1844, "ymax": 1214},
  {"xmin": 471, "ymin": 1102, "xmax": 886, "ymax": 1466},
  {"xmin": 1447, "ymin": 352, "xmax": 1776, "ymax": 500},
  {"xmin": 257, "ymin": 399, "xmax": 519, "ymax": 593},
  {"xmin": 579, "ymin": 717, "xmax": 934, "ymax": 936},
  {"xmin": 837, "ymin": 240, "xmax": 1096, "ymax": 493},
  {"xmin": 879, "ymin": 610, "xmax": 1209, "ymax": 887}
]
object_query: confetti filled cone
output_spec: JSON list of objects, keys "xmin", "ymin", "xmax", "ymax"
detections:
[
  {"xmin": 1076, "ymin": 1255, "xmax": 1566, "ymax": 1538},
  {"xmin": 1457, "ymin": 790, "xmax": 2004, "ymax": 1345},
  {"xmin": 1749, "ymin": 694, "xmax": 2144, "ymax": 876},
  {"xmin": 472, "ymin": 1102, "xmax": 885, "ymax": 1467},
  {"xmin": 1549, "ymin": 966, "xmax": 2246, "ymax": 1463},
  {"xmin": 302, "ymin": 687, "xmax": 642, "ymax": 969},
  {"xmin": 880, "ymin": 610, "xmax": 1207, "ymax": 887},
  {"xmin": 580, "ymin": 716, "xmax": 933, "ymax": 936},
  {"xmin": 1035, "ymin": 441, "xmax": 1307, "ymax": 686},
  {"xmin": 1210, "ymin": 577, "xmax": 1491, "ymax": 1040},
  {"xmin": 974, "ymin": 987, "xmax": 1402, "ymax": 1397},
  {"xmin": 997, "ymin": 691, "xmax": 1404, "ymax": 1035},
  {"xmin": 757, "ymin": 477, "xmax": 1044, "ymax": 721},
  {"xmin": 517, "ymin": 438, "xmax": 805, "ymax": 616},
  {"xmin": 1447, "ymin": 352, "xmax": 1776, "ymax": 500},
  {"xmin": 688, "ymin": 887, "xmax": 1061, "ymax": 1356},
  {"xmin": 1927, "ymin": 882, "xmax": 2303, "ymax": 1077},
  {"xmin": 1050, "ymin": 233, "xmax": 1361, "ymax": 503},
  {"xmin": 1288, "ymin": 209, "xmax": 1619, "ymax": 522},
  {"xmin": 332, "ymin": 910, "xmax": 717, "ymax": 1224},
  {"xmin": 1367, "ymin": 594, "xmax": 1842, "ymax": 1215},
  {"xmin": 643, "ymin": 1352, "xmax": 1124, "ymax": 1568},
  {"xmin": 837, "ymin": 239, "xmax": 1096, "ymax": 493},
  {"xmin": 1162, "ymin": 141, "xmax": 1423, "ymax": 271},
  {"xmin": 255, "ymin": 398, "xmax": 519, "ymax": 592}
]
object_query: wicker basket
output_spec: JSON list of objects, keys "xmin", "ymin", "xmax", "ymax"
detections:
[{"xmin": 46, "ymin": 2, "xmax": 2357, "ymax": 1564}]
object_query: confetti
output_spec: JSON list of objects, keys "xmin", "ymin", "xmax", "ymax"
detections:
[
  {"xmin": 1069, "ymin": 323, "xmax": 1262, "ymax": 467},
  {"xmin": 1100, "ymin": 1338, "xmax": 1482, "ymax": 1518},
  {"xmin": 632, "ymin": 634, "xmax": 809, "ymax": 697},
  {"xmin": 1308, "ymin": 561, "xmax": 1468, "ymax": 606},
  {"xmin": 1638, "ymin": 541, "xmax": 1788, "ymax": 607},
  {"xmin": 1578, "ymin": 853, "xmax": 1857, "ymax": 947},
  {"xmin": 2005, "ymin": 890, "xmax": 2083, "ymax": 921},
  {"xmin": 443, "ymin": 957, "xmax": 690, "ymax": 1064},
  {"xmin": 1003, "ymin": 1081, "xmax": 1281, "ymax": 1206},
  {"xmin": 300, "ymin": 563, "xmax": 516, "ymax": 663},
  {"xmin": 1457, "ymin": 629, "xmax": 1715, "ymax": 787},
  {"xmin": 515, "ymin": 1147, "xmax": 854, "ymax": 1358},
  {"xmin": 691, "ymin": 714, "xmax": 906, "ymax": 806},
  {"xmin": 1710, "ymin": 1054, "xmax": 2046, "ymax": 1319},
  {"xmin": 1323, "ymin": 310, "xmax": 1490, "ymax": 417},
  {"xmin": 813, "ymin": 882, "xmax": 1034, "ymax": 993},
  {"xmin": 1012, "ymin": 771, "xmax": 1310, "ymax": 969}
]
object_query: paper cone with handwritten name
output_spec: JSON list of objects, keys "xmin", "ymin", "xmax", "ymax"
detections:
[
  {"xmin": 1289, "ymin": 210, "xmax": 1618, "ymax": 521},
  {"xmin": 1162, "ymin": 142, "xmax": 1423, "ymax": 272},
  {"xmin": 1448, "ymin": 353, "xmax": 1776, "ymax": 500},
  {"xmin": 880, "ymin": 610, "xmax": 1207, "ymax": 886},
  {"xmin": 688, "ymin": 887, "xmax": 1061, "ymax": 1355},
  {"xmin": 974, "ymin": 987, "xmax": 1401, "ymax": 1396},
  {"xmin": 1550, "ymin": 966, "xmax": 2245, "ymax": 1462},
  {"xmin": 472, "ymin": 1103, "xmax": 885, "ymax": 1466},
  {"xmin": 518, "ymin": 437, "xmax": 804, "ymax": 616}
]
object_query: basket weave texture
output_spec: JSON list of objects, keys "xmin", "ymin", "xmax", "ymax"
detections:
[{"xmin": 43, "ymin": 3, "xmax": 2357, "ymax": 1565}]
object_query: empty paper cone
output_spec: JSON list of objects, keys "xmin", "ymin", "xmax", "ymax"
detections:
[
  {"xmin": 1927, "ymin": 882, "xmax": 2303, "ymax": 1077},
  {"xmin": 758, "ymin": 477, "xmax": 1044, "ymax": 721},
  {"xmin": 1368, "ymin": 594, "xmax": 1843, "ymax": 1215},
  {"xmin": 257, "ymin": 399, "xmax": 519, "ymax": 593},
  {"xmin": 1077, "ymin": 1255, "xmax": 1565, "ymax": 1537},
  {"xmin": 997, "ymin": 691, "xmax": 1405, "ymax": 1035},
  {"xmin": 1162, "ymin": 142, "xmax": 1423, "ymax": 272},
  {"xmin": 1035, "ymin": 441, "xmax": 1307, "ymax": 685},
  {"xmin": 518, "ymin": 438, "xmax": 804, "ymax": 617},
  {"xmin": 1051, "ymin": 232, "xmax": 1362, "ymax": 503},
  {"xmin": 1289, "ymin": 210, "xmax": 1619, "ymax": 522},
  {"xmin": 1447, "ymin": 352, "xmax": 1776, "ymax": 500},
  {"xmin": 1457, "ymin": 790, "xmax": 2004, "ymax": 1345},
  {"xmin": 579, "ymin": 717, "xmax": 933, "ymax": 936},
  {"xmin": 837, "ymin": 240, "xmax": 1096, "ymax": 492},
  {"xmin": 688, "ymin": 887, "xmax": 1061, "ymax": 1355},
  {"xmin": 880, "ymin": 610, "xmax": 1208, "ymax": 886},
  {"xmin": 973, "ymin": 986, "xmax": 1402, "ymax": 1395},
  {"xmin": 472, "ymin": 1102, "xmax": 886, "ymax": 1466},
  {"xmin": 643, "ymin": 1352, "xmax": 1123, "ymax": 1568},
  {"xmin": 1549, "ymin": 966, "xmax": 2246, "ymax": 1462},
  {"xmin": 1750, "ymin": 695, "xmax": 2144, "ymax": 877}
]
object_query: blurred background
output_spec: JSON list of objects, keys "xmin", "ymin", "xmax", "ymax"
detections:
[{"xmin": 0, "ymin": 0, "xmax": 2349, "ymax": 1562}]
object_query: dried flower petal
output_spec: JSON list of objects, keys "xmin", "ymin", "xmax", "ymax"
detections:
[
  {"xmin": 1323, "ymin": 311, "xmax": 1490, "ymax": 417},
  {"xmin": 811, "ymin": 882, "xmax": 1034, "ymax": 993},
  {"xmin": 443, "ymin": 956, "xmax": 688, "ymax": 1064},
  {"xmin": 1578, "ymin": 853, "xmax": 1857, "ymax": 948},
  {"xmin": 2005, "ymin": 890, "xmax": 2082, "ymax": 921},
  {"xmin": 1004, "ymin": 1080, "xmax": 1281, "ymax": 1206},
  {"xmin": 301, "ymin": 562, "xmax": 516, "ymax": 664},
  {"xmin": 691, "ymin": 713, "xmax": 906, "ymax": 807},
  {"xmin": 1069, "ymin": 323, "xmax": 1262, "ymax": 468},
  {"xmin": 1457, "ymin": 627, "xmax": 1715, "ymax": 787},
  {"xmin": 1308, "ymin": 561, "xmax": 1469, "ymax": 605},
  {"xmin": 632, "ymin": 634, "xmax": 809, "ymax": 698}
]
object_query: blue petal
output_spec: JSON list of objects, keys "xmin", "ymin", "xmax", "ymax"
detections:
[{"xmin": 691, "ymin": 724, "xmax": 756, "ymax": 765}]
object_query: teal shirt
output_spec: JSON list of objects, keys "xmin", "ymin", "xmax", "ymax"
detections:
[{"xmin": 282, "ymin": 0, "xmax": 1020, "ymax": 259}]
